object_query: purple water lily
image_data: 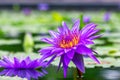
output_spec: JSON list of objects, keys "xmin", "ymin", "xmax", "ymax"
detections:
[
  {"xmin": 0, "ymin": 56, "xmax": 46, "ymax": 69},
  {"xmin": 38, "ymin": 3, "xmax": 49, "ymax": 11},
  {"xmin": 83, "ymin": 16, "xmax": 90, "ymax": 23},
  {"xmin": 0, "ymin": 69, "xmax": 47, "ymax": 80},
  {"xmin": 39, "ymin": 19, "xmax": 101, "ymax": 77},
  {"xmin": 104, "ymin": 12, "xmax": 110, "ymax": 22},
  {"xmin": 22, "ymin": 8, "xmax": 31, "ymax": 16}
]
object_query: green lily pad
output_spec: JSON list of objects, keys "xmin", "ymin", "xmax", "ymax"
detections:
[{"xmin": 0, "ymin": 76, "xmax": 27, "ymax": 80}]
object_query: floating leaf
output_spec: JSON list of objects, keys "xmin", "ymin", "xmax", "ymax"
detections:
[
  {"xmin": 0, "ymin": 39, "xmax": 21, "ymax": 45},
  {"xmin": 0, "ymin": 76, "xmax": 26, "ymax": 80}
]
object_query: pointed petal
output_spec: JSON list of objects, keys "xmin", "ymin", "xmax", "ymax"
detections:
[
  {"xmin": 81, "ymin": 39, "xmax": 94, "ymax": 45},
  {"xmin": 14, "ymin": 57, "xmax": 20, "ymax": 68},
  {"xmin": 63, "ymin": 54, "xmax": 71, "ymax": 66},
  {"xmin": 57, "ymin": 57, "xmax": 62, "ymax": 71},
  {"xmin": 49, "ymin": 30, "xmax": 59, "ymax": 38},
  {"xmin": 87, "ymin": 29, "xmax": 100, "ymax": 37},
  {"xmin": 39, "ymin": 47, "xmax": 54, "ymax": 55},
  {"xmin": 39, "ymin": 52, "xmax": 54, "ymax": 63},
  {"xmin": 41, "ymin": 38, "xmax": 54, "ymax": 44},
  {"xmin": 63, "ymin": 63, "xmax": 68, "ymax": 78},
  {"xmin": 0, "ymin": 60, "xmax": 9, "ymax": 68},
  {"xmin": 76, "ymin": 45, "xmax": 100, "ymax": 63},
  {"xmin": 82, "ymin": 25, "xmax": 97, "ymax": 37},
  {"xmin": 27, "ymin": 60, "xmax": 38, "ymax": 68},
  {"xmin": 20, "ymin": 60, "xmax": 26, "ymax": 68},
  {"xmin": 47, "ymin": 55, "xmax": 57, "ymax": 66},
  {"xmin": 89, "ymin": 54, "xmax": 100, "ymax": 64},
  {"xmin": 62, "ymin": 21, "xmax": 69, "ymax": 34},
  {"xmin": 62, "ymin": 56, "xmax": 69, "ymax": 78},
  {"xmin": 67, "ymin": 49, "xmax": 75, "ymax": 59},
  {"xmin": 89, "ymin": 35, "xmax": 102, "ymax": 40},
  {"xmin": 76, "ymin": 45, "xmax": 95, "ymax": 55},
  {"xmin": 57, "ymin": 52, "xmax": 64, "ymax": 56},
  {"xmin": 81, "ymin": 23, "xmax": 96, "ymax": 35},
  {"xmin": 72, "ymin": 54, "xmax": 85, "ymax": 73},
  {"xmin": 72, "ymin": 19, "xmax": 80, "ymax": 32},
  {"xmin": 2, "ymin": 57, "xmax": 13, "ymax": 68},
  {"xmin": 41, "ymin": 69, "xmax": 48, "ymax": 74},
  {"xmin": 64, "ymin": 49, "xmax": 71, "ymax": 53},
  {"xmin": 51, "ymin": 48, "xmax": 63, "ymax": 53},
  {"xmin": 24, "ymin": 56, "xmax": 31, "ymax": 64},
  {"xmin": 57, "ymin": 27, "xmax": 63, "ymax": 33},
  {"xmin": 76, "ymin": 45, "xmax": 89, "ymax": 55}
]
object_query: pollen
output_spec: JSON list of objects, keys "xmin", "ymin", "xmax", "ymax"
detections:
[{"xmin": 59, "ymin": 34, "xmax": 79, "ymax": 48}]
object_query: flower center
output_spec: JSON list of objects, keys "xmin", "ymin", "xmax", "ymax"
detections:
[{"xmin": 59, "ymin": 34, "xmax": 79, "ymax": 48}]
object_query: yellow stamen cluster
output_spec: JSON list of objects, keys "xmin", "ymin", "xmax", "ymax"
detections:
[{"xmin": 60, "ymin": 35, "xmax": 79, "ymax": 48}]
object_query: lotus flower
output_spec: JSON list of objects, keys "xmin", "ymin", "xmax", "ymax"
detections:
[
  {"xmin": 39, "ymin": 19, "xmax": 101, "ymax": 77},
  {"xmin": 83, "ymin": 16, "xmax": 90, "ymax": 23},
  {"xmin": 104, "ymin": 12, "xmax": 110, "ymax": 22},
  {"xmin": 0, "ymin": 56, "xmax": 46, "ymax": 69},
  {"xmin": 22, "ymin": 8, "xmax": 31, "ymax": 16},
  {"xmin": 38, "ymin": 3, "xmax": 49, "ymax": 11}
]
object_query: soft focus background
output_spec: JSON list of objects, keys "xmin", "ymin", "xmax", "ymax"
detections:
[
  {"xmin": 0, "ymin": 0, "xmax": 120, "ymax": 3},
  {"xmin": 0, "ymin": 0, "xmax": 120, "ymax": 80}
]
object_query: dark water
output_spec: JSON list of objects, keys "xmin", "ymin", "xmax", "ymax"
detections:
[
  {"xmin": 40, "ymin": 66, "xmax": 120, "ymax": 80},
  {"xmin": 0, "ymin": 65, "xmax": 120, "ymax": 80}
]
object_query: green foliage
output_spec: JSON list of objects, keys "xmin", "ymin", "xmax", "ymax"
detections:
[
  {"xmin": 13, "ymin": 4, "xmax": 20, "ymax": 11},
  {"xmin": 79, "ymin": 14, "xmax": 85, "ymax": 29},
  {"xmin": 52, "ymin": 12, "xmax": 63, "ymax": 23}
]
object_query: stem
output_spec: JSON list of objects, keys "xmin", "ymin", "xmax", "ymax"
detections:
[
  {"xmin": 74, "ymin": 68, "xmax": 83, "ymax": 80},
  {"xmin": 77, "ymin": 68, "xmax": 83, "ymax": 78}
]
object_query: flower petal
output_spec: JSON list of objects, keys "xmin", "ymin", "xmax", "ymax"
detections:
[
  {"xmin": 62, "ymin": 21, "xmax": 69, "ymax": 34},
  {"xmin": 81, "ymin": 23, "xmax": 96, "ymax": 35},
  {"xmin": 2, "ymin": 57, "xmax": 13, "ymax": 68},
  {"xmin": 46, "ymin": 55, "xmax": 57, "ymax": 66},
  {"xmin": 62, "ymin": 55, "xmax": 69, "ymax": 78},
  {"xmin": 72, "ymin": 19, "xmax": 80, "ymax": 32},
  {"xmin": 39, "ymin": 47, "xmax": 54, "ymax": 55},
  {"xmin": 39, "ymin": 52, "xmax": 54, "ymax": 62},
  {"xmin": 51, "ymin": 48, "xmax": 63, "ymax": 53},
  {"xmin": 57, "ymin": 57, "xmax": 62, "ymax": 71},
  {"xmin": 24, "ymin": 56, "xmax": 31, "ymax": 64},
  {"xmin": 20, "ymin": 60, "xmax": 26, "ymax": 68},
  {"xmin": 89, "ymin": 54, "xmax": 100, "ymax": 64},
  {"xmin": 27, "ymin": 60, "xmax": 38, "ymax": 68},
  {"xmin": 41, "ymin": 38, "xmax": 53, "ymax": 44},
  {"xmin": 63, "ymin": 63, "xmax": 68, "ymax": 78},
  {"xmin": 63, "ymin": 54, "xmax": 71, "ymax": 66},
  {"xmin": 89, "ymin": 35, "xmax": 102, "ymax": 40},
  {"xmin": 76, "ymin": 45, "xmax": 100, "ymax": 63},
  {"xmin": 57, "ymin": 52, "xmax": 64, "ymax": 56},
  {"xmin": 72, "ymin": 54, "xmax": 85, "ymax": 73},
  {"xmin": 14, "ymin": 57, "xmax": 20, "ymax": 68},
  {"xmin": 76, "ymin": 45, "xmax": 90, "ymax": 55},
  {"xmin": 0, "ymin": 60, "xmax": 9, "ymax": 68},
  {"xmin": 80, "ymin": 39, "xmax": 94, "ymax": 45},
  {"xmin": 87, "ymin": 29, "xmax": 100, "ymax": 37},
  {"xmin": 57, "ymin": 27, "xmax": 63, "ymax": 33},
  {"xmin": 66, "ymin": 49, "xmax": 75, "ymax": 59},
  {"xmin": 49, "ymin": 30, "xmax": 59, "ymax": 38}
]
